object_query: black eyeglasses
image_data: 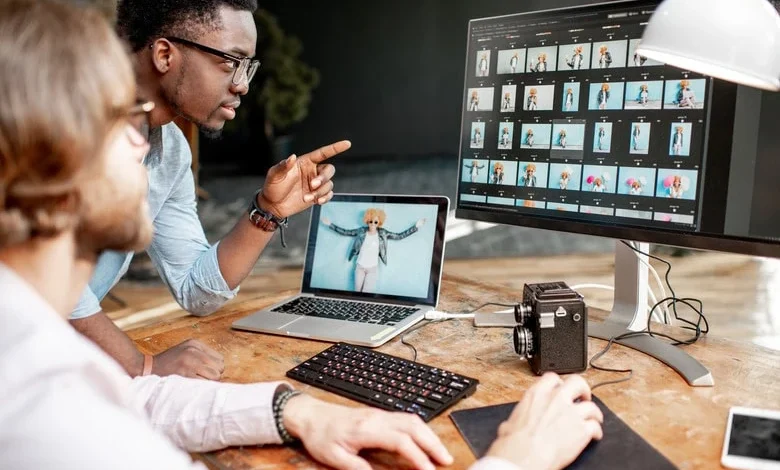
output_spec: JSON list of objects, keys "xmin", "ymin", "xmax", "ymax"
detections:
[
  {"xmin": 166, "ymin": 37, "xmax": 260, "ymax": 85},
  {"xmin": 368, "ymin": 220, "xmax": 380, "ymax": 225},
  {"xmin": 127, "ymin": 100, "xmax": 154, "ymax": 141}
]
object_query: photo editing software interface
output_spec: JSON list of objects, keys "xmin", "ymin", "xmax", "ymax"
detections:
[{"xmin": 458, "ymin": 3, "xmax": 710, "ymax": 230}]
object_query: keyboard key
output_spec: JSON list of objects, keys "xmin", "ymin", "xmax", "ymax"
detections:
[
  {"xmin": 286, "ymin": 343, "xmax": 479, "ymax": 422},
  {"xmin": 272, "ymin": 298, "xmax": 419, "ymax": 325}
]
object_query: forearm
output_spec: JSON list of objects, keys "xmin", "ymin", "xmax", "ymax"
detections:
[
  {"xmin": 216, "ymin": 216, "xmax": 275, "ymax": 289},
  {"xmin": 128, "ymin": 375, "xmax": 285, "ymax": 452},
  {"xmin": 70, "ymin": 311, "xmax": 144, "ymax": 376}
]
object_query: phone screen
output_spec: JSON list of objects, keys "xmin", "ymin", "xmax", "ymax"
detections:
[{"xmin": 727, "ymin": 413, "xmax": 780, "ymax": 461}]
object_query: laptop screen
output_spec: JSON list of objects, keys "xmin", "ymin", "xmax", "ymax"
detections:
[{"xmin": 302, "ymin": 195, "xmax": 449, "ymax": 306}]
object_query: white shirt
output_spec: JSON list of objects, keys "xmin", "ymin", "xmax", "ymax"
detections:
[
  {"xmin": 0, "ymin": 263, "xmax": 519, "ymax": 470},
  {"xmin": 357, "ymin": 231, "xmax": 380, "ymax": 268},
  {"xmin": 0, "ymin": 263, "xmax": 285, "ymax": 469}
]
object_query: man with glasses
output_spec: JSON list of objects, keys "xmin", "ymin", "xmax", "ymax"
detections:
[
  {"xmin": 69, "ymin": 0, "xmax": 350, "ymax": 380},
  {"xmin": 2, "ymin": 4, "xmax": 604, "ymax": 469}
]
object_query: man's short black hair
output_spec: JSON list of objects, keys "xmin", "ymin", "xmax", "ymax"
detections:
[{"xmin": 117, "ymin": 0, "xmax": 258, "ymax": 52}]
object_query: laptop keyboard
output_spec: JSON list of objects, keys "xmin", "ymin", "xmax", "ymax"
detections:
[
  {"xmin": 287, "ymin": 343, "xmax": 479, "ymax": 422},
  {"xmin": 271, "ymin": 297, "xmax": 419, "ymax": 326}
]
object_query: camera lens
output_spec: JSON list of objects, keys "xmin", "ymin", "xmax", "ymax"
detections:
[
  {"xmin": 513, "ymin": 326, "xmax": 534, "ymax": 358},
  {"xmin": 514, "ymin": 304, "xmax": 531, "ymax": 324}
]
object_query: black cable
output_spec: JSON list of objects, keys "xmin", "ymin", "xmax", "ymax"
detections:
[
  {"xmin": 620, "ymin": 241, "xmax": 710, "ymax": 339},
  {"xmin": 589, "ymin": 242, "xmax": 709, "ymax": 390},
  {"xmin": 465, "ymin": 301, "xmax": 517, "ymax": 313},
  {"xmin": 400, "ymin": 320, "xmax": 437, "ymax": 362}
]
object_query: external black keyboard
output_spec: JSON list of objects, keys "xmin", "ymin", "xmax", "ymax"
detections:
[
  {"xmin": 272, "ymin": 297, "xmax": 418, "ymax": 326},
  {"xmin": 286, "ymin": 343, "xmax": 479, "ymax": 422}
]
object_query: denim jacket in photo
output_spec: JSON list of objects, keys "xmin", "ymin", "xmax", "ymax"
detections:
[{"xmin": 328, "ymin": 224, "xmax": 418, "ymax": 265}]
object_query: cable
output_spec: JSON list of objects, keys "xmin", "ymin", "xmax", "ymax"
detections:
[
  {"xmin": 571, "ymin": 283, "xmax": 614, "ymax": 292},
  {"xmin": 403, "ymin": 302, "xmax": 518, "ymax": 361},
  {"xmin": 465, "ymin": 301, "xmax": 518, "ymax": 312},
  {"xmin": 621, "ymin": 241, "xmax": 709, "ymax": 338},
  {"xmin": 425, "ymin": 301, "xmax": 519, "ymax": 321},
  {"xmin": 399, "ymin": 320, "xmax": 439, "ymax": 362},
  {"xmin": 588, "ymin": 242, "xmax": 709, "ymax": 390},
  {"xmin": 571, "ymin": 283, "xmax": 665, "ymax": 324},
  {"xmin": 630, "ymin": 241, "xmax": 672, "ymax": 324},
  {"xmin": 425, "ymin": 311, "xmax": 475, "ymax": 320}
]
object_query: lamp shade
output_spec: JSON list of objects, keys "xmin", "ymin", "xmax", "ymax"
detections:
[{"xmin": 637, "ymin": 0, "xmax": 780, "ymax": 91}]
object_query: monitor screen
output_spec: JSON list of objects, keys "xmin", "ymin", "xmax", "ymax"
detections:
[
  {"xmin": 303, "ymin": 195, "xmax": 448, "ymax": 305},
  {"xmin": 456, "ymin": 0, "xmax": 780, "ymax": 258}
]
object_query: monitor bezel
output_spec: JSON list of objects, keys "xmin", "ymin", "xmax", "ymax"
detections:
[{"xmin": 455, "ymin": 0, "xmax": 780, "ymax": 259}]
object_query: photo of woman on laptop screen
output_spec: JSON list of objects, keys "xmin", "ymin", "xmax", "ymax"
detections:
[{"xmin": 315, "ymin": 203, "xmax": 436, "ymax": 296}]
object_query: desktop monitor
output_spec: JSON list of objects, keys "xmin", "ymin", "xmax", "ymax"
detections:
[{"xmin": 455, "ymin": 0, "xmax": 780, "ymax": 386}]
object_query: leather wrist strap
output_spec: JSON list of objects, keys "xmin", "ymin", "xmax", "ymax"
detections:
[
  {"xmin": 142, "ymin": 354, "xmax": 154, "ymax": 376},
  {"xmin": 248, "ymin": 190, "xmax": 289, "ymax": 248}
]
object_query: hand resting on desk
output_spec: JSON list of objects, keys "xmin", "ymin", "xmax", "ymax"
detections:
[{"xmin": 283, "ymin": 393, "xmax": 454, "ymax": 470}]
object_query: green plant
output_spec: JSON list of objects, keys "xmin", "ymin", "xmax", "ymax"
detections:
[{"xmin": 252, "ymin": 9, "xmax": 320, "ymax": 139}]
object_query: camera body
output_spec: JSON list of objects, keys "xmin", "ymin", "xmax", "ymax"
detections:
[{"xmin": 513, "ymin": 281, "xmax": 588, "ymax": 375}]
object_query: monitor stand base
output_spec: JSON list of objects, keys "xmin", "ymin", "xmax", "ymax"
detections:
[{"xmin": 587, "ymin": 241, "xmax": 713, "ymax": 387}]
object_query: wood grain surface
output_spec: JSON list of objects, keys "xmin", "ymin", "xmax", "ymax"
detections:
[{"xmin": 129, "ymin": 274, "xmax": 780, "ymax": 470}]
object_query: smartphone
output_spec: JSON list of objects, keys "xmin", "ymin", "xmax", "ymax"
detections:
[{"xmin": 721, "ymin": 406, "xmax": 780, "ymax": 470}]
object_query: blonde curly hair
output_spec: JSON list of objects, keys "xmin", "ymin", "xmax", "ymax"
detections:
[
  {"xmin": 363, "ymin": 208, "xmax": 387, "ymax": 227},
  {"xmin": 0, "ymin": 0, "xmax": 135, "ymax": 248}
]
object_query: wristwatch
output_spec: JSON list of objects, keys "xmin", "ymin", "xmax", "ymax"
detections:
[{"xmin": 248, "ymin": 190, "xmax": 288, "ymax": 247}]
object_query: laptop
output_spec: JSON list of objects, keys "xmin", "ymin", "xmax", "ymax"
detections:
[{"xmin": 232, "ymin": 194, "xmax": 450, "ymax": 347}]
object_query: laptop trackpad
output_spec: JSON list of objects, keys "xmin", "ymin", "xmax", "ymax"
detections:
[
  {"xmin": 234, "ymin": 311, "xmax": 302, "ymax": 330},
  {"xmin": 290, "ymin": 317, "xmax": 389, "ymax": 336}
]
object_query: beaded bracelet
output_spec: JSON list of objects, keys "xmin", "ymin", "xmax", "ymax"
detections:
[{"xmin": 273, "ymin": 388, "xmax": 303, "ymax": 444}]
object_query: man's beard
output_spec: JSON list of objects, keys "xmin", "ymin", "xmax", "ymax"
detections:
[{"xmin": 165, "ymin": 83, "xmax": 224, "ymax": 140}]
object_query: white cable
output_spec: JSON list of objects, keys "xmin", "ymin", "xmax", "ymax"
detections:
[
  {"xmin": 571, "ymin": 283, "xmax": 614, "ymax": 292},
  {"xmin": 629, "ymin": 241, "xmax": 672, "ymax": 325},
  {"xmin": 646, "ymin": 286, "xmax": 665, "ymax": 324},
  {"xmin": 424, "ymin": 311, "xmax": 475, "ymax": 321},
  {"xmin": 572, "ymin": 283, "xmax": 665, "ymax": 324}
]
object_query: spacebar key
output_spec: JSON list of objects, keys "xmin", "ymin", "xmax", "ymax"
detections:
[{"xmin": 327, "ymin": 379, "xmax": 376, "ymax": 400}]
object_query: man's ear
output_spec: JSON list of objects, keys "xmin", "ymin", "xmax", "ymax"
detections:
[{"xmin": 150, "ymin": 39, "xmax": 175, "ymax": 74}]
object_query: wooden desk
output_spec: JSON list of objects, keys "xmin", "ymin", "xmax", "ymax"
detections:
[{"xmin": 129, "ymin": 274, "xmax": 780, "ymax": 470}]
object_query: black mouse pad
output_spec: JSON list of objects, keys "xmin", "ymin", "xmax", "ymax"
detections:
[{"xmin": 450, "ymin": 396, "xmax": 677, "ymax": 469}]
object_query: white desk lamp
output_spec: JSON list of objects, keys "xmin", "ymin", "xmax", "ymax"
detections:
[{"xmin": 637, "ymin": 0, "xmax": 780, "ymax": 91}]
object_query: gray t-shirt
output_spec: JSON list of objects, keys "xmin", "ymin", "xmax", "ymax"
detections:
[{"xmin": 70, "ymin": 124, "xmax": 237, "ymax": 319}]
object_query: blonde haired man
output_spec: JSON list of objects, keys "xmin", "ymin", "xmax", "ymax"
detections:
[{"xmin": 0, "ymin": 2, "xmax": 603, "ymax": 469}]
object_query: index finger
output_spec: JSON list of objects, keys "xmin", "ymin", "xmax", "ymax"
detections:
[
  {"xmin": 556, "ymin": 374, "xmax": 592, "ymax": 404},
  {"xmin": 394, "ymin": 414, "xmax": 453, "ymax": 466},
  {"xmin": 506, "ymin": 373, "xmax": 562, "ymax": 424},
  {"xmin": 303, "ymin": 140, "xmax": 351, "ymax": 164}
]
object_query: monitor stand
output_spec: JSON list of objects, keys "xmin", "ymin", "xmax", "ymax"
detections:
[{"xmin": 588, "ymin": 241, "xmax": 713, "ymax": 387}]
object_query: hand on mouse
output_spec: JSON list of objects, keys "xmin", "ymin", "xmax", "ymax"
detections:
[{"xmin": 485, "ymin": 373, "xmax": 604, "ymax": 470}]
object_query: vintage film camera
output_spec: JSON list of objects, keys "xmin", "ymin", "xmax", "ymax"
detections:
[{"xmin": 513, "ymin": 282, "xmax": 588, "ymax": 375}]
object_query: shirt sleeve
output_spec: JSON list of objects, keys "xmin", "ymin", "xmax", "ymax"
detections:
[
  {"xmin": 0, "ymin": 370, "xmax": 205, "ymax": 470},
  {"xmin": 146, "ymin": 125, "xmax": 238, "ymax": 316},
  {"xmin": 69, "ymin": 284, "xmax": 102, "ymax": 319},
  {"xmin": 468, "ymin": 456, "xmax": 522, "ymax": 470},
  {"xmin": 126, "ymin": 375, "xmax": 287, "ymax": 452}
]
